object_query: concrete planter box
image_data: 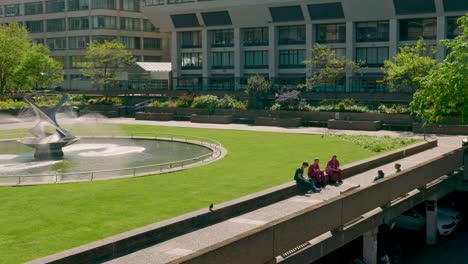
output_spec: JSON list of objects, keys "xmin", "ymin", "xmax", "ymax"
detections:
[
  {"xmin": 255, "ymin": 117, "xmax": 302, "ymax": 127},
  {"xmin": 135, "ymin": 112, "xmax": 173, "ymax": 121},
  {"xmin": 82, "ymin": 105, "xmax": 119, "ymax": 112},
  {"xmin": 412, "ymin": 123, "xmax": 468, "ymax": 135},
  {"xmin": 79, "ymin": 110, "xmax": 118, "ymax": 118},
  {"xmin": 190, "ymin": 114, "xmax": 233, "ymax": 124},
  {"xmin": 328, "ymin": 119, "xmax": 382, "ymax": 131}
]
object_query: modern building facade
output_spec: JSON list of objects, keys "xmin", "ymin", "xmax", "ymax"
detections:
[
  {"xmin": 143, "ymin": 0, "xmax": 466, "ymax": 92},
  {"xmin": 0, "ymin": 0, "xmax": 170, "ymax": 90}
]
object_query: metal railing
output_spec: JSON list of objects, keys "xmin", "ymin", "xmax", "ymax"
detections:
[{"xmin": 0, "ymin": 131, "xmax": 224, "ymax": 186}]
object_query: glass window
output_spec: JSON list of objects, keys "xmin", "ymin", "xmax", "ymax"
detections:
[
  {"xmin": 5, "ymin": 4, "xmax": 21, "ymax": 17},
  {"xmin": 316, "ymin": 23, "xmax": 346, "ymax": 43},
  {"xmin": 447, "ymin": 16, "xmax": 462, "ymax": 39},
  {"xmin": 212, "ymin": 52, "xmax": 234, "ymax": 69},
  {"xmin": 399, "ymin": 18, "xmax": 436, "ymax": 41},
  {"xmin": 211, "ymin": 29, "xmax": 234, "ymax": 47},
  {"xmin": 46, "ymin": 38, "xmax": 67, "ymax": 50},
  {"xmin": 68, "ymin": 17, "xmax": 89, "ymax": 30},
  {"xmin": 69, "ymin": 36, "xmax": 90, "ymax": 49},
  {"xmin": 181, "ymin": 52, "xmax": 202, "ymax": 69},
  {"xmin": 356, "ymin": 21, "xmax": 389, "ymax": 42},
  {"xmin": 331, "ymin": 48, "xmax": 346, "ymax": 59},
  {"xmin": 244, "ymin": 51, "xmax": 268, "ymax": 69},
  {"xmin": 278, "ymin": 25, "xmax": 305, "ymax": 45},
  {"xmin": 144, "ymin": 38, "xmax": 161, "ymax": 49},
  {"xmin": 0, "ymin": 7, "xmax": 3, "ymax": 17},
  {"xmin": 25, "ymin": 2, "xmax": 43, "ymax": 15},
  {"xmin": 120, "ymin": 17, "xmax": 141, "ymax": 31},
  {"xmin": 46, "ymin": 19, "xmax": 66, "ymax": 32},
  {"xmin": 143, "ymin": 19, "xmax": 158, "ymax": 32},
  {"xmin": 120, "ymin": 0, "xmax": 140, "ymax": 11},
  {"xmin": 46, "ymin": 0, "xmax": 65, "ymax": 13},
  {"xmin": 278, "ymin": 49, "xmax": 306, "ymax": 68},
  {"xmin": 181, "ymin": 31, "xmax": 201, "ymax": 48},
  {"xmin": 70, "ymin": 56, "xmax": 87, "ymax": 68},
  {"xmin": 242, "ymin": 27, "xmax": 268, "ymax": 46},
  {"xmin": 68, "ymin": 0, "xmax": 89, "ymax": 11},
  {"xmin": 144, "ymin": 56, "xmax": 161, "ymax": 62},
  {"xmin": 120, "ymin": 36, "xmax": 140, "ymax": 49},
  {"xmin": 33, "ymin": 38, "xmax": 45, "ymax": 44},
  {"xmin": 92, "ymin": 0, "xmax": 116, "ymax": 9},
  {"xmin": 52, "ymin": 56, "xmax": 67, "ymax": 67},
  {"xmin": 92, "ymin": 35, "xmax": 117, "ymax": 43},
  {"xmin": 92, "ymin": 16, "xmax": 117, "ymax": 29},
  {"xmin": 25, "ymin": 20, "xmax": 44, "ymax": 33},
  {"xmin": 356, "ymin": 47, "xmax": 389, "ymax": 67}
]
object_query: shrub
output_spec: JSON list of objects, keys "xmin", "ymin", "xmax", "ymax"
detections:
[
  {"xmin": 191, "ymin": 95, "xmax": 220, "ymax": 113},
  {"xmin": 378, "ymin": 104, "xmax": 412, "ymax": 115},
  {"xmin": 218, "ymin": 95, "xmax": 246, "ymax": 110},
  {"xmin": 0, "ymin": 99, "xmax": 28, "ymax": 110},
  {"xmin": 274, "ymin": 89, "xmax": 301, "ymax": 110},
  {"xmin": 88, "ymin": 97, "xmax": 122, "ymax": 105},
  {"xmin": 148, "ymin": 100, "xmax": 168, "ymax": 108},
  {"xmin": 245, "ymin": 76, "xmax": 272, "ymax": 109}
]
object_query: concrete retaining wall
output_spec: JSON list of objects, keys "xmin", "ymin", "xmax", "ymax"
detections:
[
  {"xmin": 190, "ymin": 115, "xmax": 233, "ymax": 124},
  {"xmin": 135, "ymin": 112, "xmax": 173, "ymax": 121},
  {"xmin": 413, "ymin": 123, "xmax": 468, "ymax": 135},
  {"xmin": 255, "ymin": 117, "xmax": 302, "ymax": 127},
  {"xmin": 328, "ymin": 120, "xmax": 382, "ymax": 131}
]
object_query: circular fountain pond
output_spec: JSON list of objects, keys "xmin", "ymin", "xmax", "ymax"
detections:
[{"xmin": 0, "ymin": 137, "xmax": 222, "ymax": 185}]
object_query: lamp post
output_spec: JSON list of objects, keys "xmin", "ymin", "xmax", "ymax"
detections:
[{"xmin": 463, "ymin": 137, "xmax": 468, "ymax": 181}]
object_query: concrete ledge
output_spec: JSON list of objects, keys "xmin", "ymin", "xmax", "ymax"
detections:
[
  {"xmin": 412, "ymin": 123, "xmax": 468, "ymax": 135},
  {"xmin": 135, "ymin": 112, "xmax": 173, "ymax": 121},
  {"xmin": 328, "ymin": 119, "xmax": 382, "ymax": 131},
  {"xmin": 28, "ymin": 139, "xmax": 437, "ymax": 264},
  {"xmin": 190, "ymin": 115, "xmax": 233, "ymax": 124},
  {"xmin": 79, "ymin": 110, "xmax": 118, "ymax": 118},
  {"xmin": 255, "ymin": 117, "xmax": 302, "ymax": 127}
]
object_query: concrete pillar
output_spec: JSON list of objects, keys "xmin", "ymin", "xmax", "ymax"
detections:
[
  {"xmin": 389, "ymin": 19, "xmax": 398, "ymax": 58},
  {"xmin": 305, "ymin": 23, "xmax": 313, "ymax": 78},
  {"xmin": 436, "ymin": 16, "xmax": 446, "ymax": 61},
  {"xmin": 363, "ymin": 227, "xmax": 378, "ymax": 264},
  {"xmin": 171, "ymin": 32, "xmax": 179, "ymax": 79},
  {"xmin": 268, "ymin": 25, "xmax": 277, "ymax": 82},
  {"xmin": 234, "ymin": 27, "xmax": 242, "ymax": 90},
  {"xmin": 345, "ymin": 21, "xmax": 355, "ymax": 92},
  {"xmin": 202, "ymin": 29, "xmax": 210, "ymax": 90},
  {"xmin": 426, "ymin": 200, "xmax": 438, "ymax": 245}
]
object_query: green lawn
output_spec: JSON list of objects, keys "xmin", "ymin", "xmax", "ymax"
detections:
[{"xmin": 0, "ymin": 124, "xmax": 417, "ymax": 263}]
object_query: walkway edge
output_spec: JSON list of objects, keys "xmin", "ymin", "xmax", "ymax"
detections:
[{"xmin": 28, "ymin": 139, "xmax": 437, "ymax": 264}]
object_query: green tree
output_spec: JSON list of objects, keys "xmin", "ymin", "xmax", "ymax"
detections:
[
  {"xmin": 81, "ymin": 40, "xmax": 135, "ymax": 89},
  {"xmin": 411, "ymin": 15, "xmax": 468, "ymax": 124},
  {"xmin": 0, "ymin": 23, "xmax": 31, "ymax": 97},
  {"xmin": 15, "ymin": 44, "xmax": 64, "ymax": 91},
  {"xmin": 302, "ymin": 44, "xmax": 362, "ymax": 90},
  {"xmin": 245, "ymin": 75, "xmax": 272, "ymax": 109},
  {"xmin": 383, "ymin": 38, "xmax": 437, "ymax": 91}
]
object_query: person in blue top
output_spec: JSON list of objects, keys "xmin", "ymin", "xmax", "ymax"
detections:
[{"xmin": 294, "ymin": 161, "xmax": 321, "ymax": 193}]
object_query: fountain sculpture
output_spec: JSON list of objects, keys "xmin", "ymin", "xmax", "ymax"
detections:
[{"xmin": 18, "ymin": 91, "xmax": 78, "ymax": 160}]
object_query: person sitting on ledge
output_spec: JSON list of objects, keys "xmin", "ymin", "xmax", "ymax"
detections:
[
  {"xmin": 326, "ymin": 155, "xmax": 343, "ymax": 184},
  {"xmin": 394, "ymin": 163, "xmax": 402, "ymax": 173},
  {"xmin": 373, "ymin": 170, "xmax": 385, "ymax": 182},
  {"xmin": 294, "ymin": 161, "xmax": 320, "ymax": 193},
  {"xmin": 308, "ymin": 158, "xmax": 326, "ymax": 188}
]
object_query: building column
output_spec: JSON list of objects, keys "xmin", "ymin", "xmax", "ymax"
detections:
[
  {"xmin": 268, "ymin": 25, "xmax": 277, "ymax": 83},
  {"xmin": 363, "ymin": 227, "xmax": 378, "ymax": 264},
  {"xmin": 389, "ymin": 18, "xmax": 398, "ymax": 58},
  {"xmin": 234, "ymin": 27, "xmax": 241, "ymax": 90},
  {"xmin": 426, "ymin": 200, "xmax": 438, "ymax": 245},
  {"xmin": 345, "ymin": 21, "xmax": 355, "ymax": 92},
  {"xmin": 305, "ymin": 23, "xmax": 313, "ymax": 78},
  {"xmin": 436, "ymin": 16, "xmax": 446, "ymax": 61},
  {"xmin": 202, "ymin": 29, "xmax": 210, "ymax": 90},
  {"xmin": 171, "ymin": 32, "xmax": 180, "ymax": 89}
]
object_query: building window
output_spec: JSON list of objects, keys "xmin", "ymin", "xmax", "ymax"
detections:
[
  {"xmin": 242, "ymin": 27, "xmax": 268, "ymax": 46},
  {"xmin": 68, "ymin": 0, "xmax": 89, "ymax": 10},
  {"xmin": 181, "ymin": 31, "xmax": 201, "ymax": 48},
  {"xmin": 399, "ymin": 18, "xmax": 436, "ymax": 41},
  {"xmin": 143, "ymin": 38, "xmax": 161, "ymax": 49},
  {"xmin": 5, "ymin": 5, "xmax": 20, "ymax": 17},
  {"xmin": 143, "ymin": 19, "xmax": 158, "ymax": 32},
  {"xmin": 92, "ymin": 0, "xmax": 116, "ymax": 9},
  {"xmin": 244, "ymin": 51, "xmax": 268, "ymax": 69},
  {"xmin": 356, "ymin": 47, "xmax": 389, "ymax": 67},
  {"xmin": 70, "ymin": 56, "xmax": 87, "ymax": 68},
  {"xmin": 120, "ymin": 0, "xmax": 139, "ymax": 11},
  {"xmin": 46, "ymin": 0, "xmax": 65, "ymax": 13},
  {"xmin": 92, "ymin": 35, "xmax": 117, "ymax": 43},
  {"xmin": 181, "ymin": 52, "xmax": 202, "ymax": 69},
  {"xmin": 68, "ymin": 17, "xmax": 89, "ymax": 30},
  {"xmin": 144, "ymin": 56, "xmax": 161, "ymax": 62},
  {"xmin": 46, "ymin": 19, "xmax": 66, "ymax": 32},
  {"xmin": 278, "ymin": 25, "xmax": 305, "ymax": 45},
  {"xmin": 212, "ymin": 52, "xmax": 234, "ymax": 69},
  {"xmin": 211, "ymin": 29, "xmax": 234, "ymax": 47},
  {"xmin": 331, "ymin": 48, "xmax": 346, "ymax": 59},
  {"xmin": 120, "ymin": 36, "xmax": 140, "ymax": 49},
  {"xmin": 33, "ymin": 39, "xmax": 45, "ymax": 45},
  {"xmin": 279, "ymin": 49, "xmax": 306, "ymax": 68},
  {"xmin": 25, "ymin": 21, "xmax": 44, "ymax": 33},
  {"xmin": 69, "ymin": 36, "xmax": 89, "ymax": 49},
  {"xmin": 92, "ymin": 16, "xmax": 117, "ymax": 29},
  {"xmin": 120, "ymin": 17, "xmax": 141, "ymax": 31},
  {"xmin": 0, "ymin": 7, "xmax": 3, "ymax": 17},
  {"xmin": 356, "ymin": 21, "xmax": 389, "ymax": 42},
  {"xmin": 25, "ymin": 2, "xmax": 44, "ymax": 15},
  {"xmin": 447, "ymin": 16, "xmax": 462, "ymax": 39},
  {"xmin": 316, "ymin": 23, "xmax": 346, "ymax": 43},
  {"xmin": 46, "ymin": 38, "xmax": 67, "ymax": 50}
]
